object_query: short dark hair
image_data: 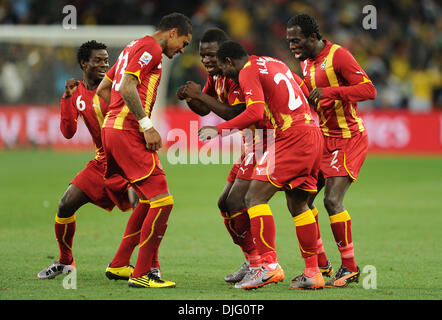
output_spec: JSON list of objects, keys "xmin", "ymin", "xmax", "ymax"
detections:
[
  {"xmin": 200, "ymin": 28, "xmax": 229, "ymax": 45},
  {"xmin": 287, "ymin": 14, "xmax": 322, "ymax": 40},
  {"xmin": 216, "ymin": 40, "xmax": 248, "ymax": 63},
  {"xmin": 77, "ymin": 40, "xmax": 107, "ymax": 68},
  {"xmin": 158, "ymin": 12, "xmax": 192, "ymax": 36}
]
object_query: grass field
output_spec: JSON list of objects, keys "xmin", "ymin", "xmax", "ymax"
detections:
[{"xmin": 0, "ymin": 150, "xmax": 441, "ymax": 302}]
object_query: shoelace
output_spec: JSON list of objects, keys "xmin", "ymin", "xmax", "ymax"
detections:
[
  {"xmin": 333, "ymin": 267, "xmax": 346, "ymax": 280},
  {"xmin": 147, "ymin": 272, "xmax": 164, "ymax": 283},
  {"xmin": 46, "ymin": 262, "xmax": 63, "ymax": 275},
  {"xmin": 249, "ymin": 268, "xmax": 265, "ymax": 281},
  {"xmin": 237, "ymin": 268, "xmax": 256, "ymax": 285}
]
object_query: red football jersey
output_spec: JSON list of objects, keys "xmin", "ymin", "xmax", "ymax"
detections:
[
  {"xmin": 203, "ymin": 74, "xmax": 244, "ymax": 106},
  {"xmin": 300, "ymin": 40, "xmax": 376, "ymax": 138},
  {"xmin": 60, "ymin": 81, "xmax": 108, "ymax": 160},
  {"xmin": 103, "ymin": 36, "xmax": 163, "ymax": 132},
  {"xmin": 217, "ymin": 55, "xmax": 316, "ymax": 139},
  {"xmin": 202, "ymin": 73, "xmax": 265, "ymax": 148}
]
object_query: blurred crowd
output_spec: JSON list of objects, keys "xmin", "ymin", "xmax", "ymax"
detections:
[{"xmin": 0, "ymin": 0, "xmax": 440, "ymax": 111}]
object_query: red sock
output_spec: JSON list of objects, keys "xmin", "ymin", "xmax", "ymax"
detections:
[
  {"xmin": 55, "ymin": 214, "xmax": 76, "ymax": 265},
  {"xmin": 329, "ymin": 210, "xmax": 357, "ymax": 272},
  {"xmin": 110, "ymin": 202, "xmax": 150, "ymax": 268},
  {"xmin": 132, "ymin": 196, "xmax": 173, "ymax": 278},
  {"xmin": 248, "ymin": 204, "xmax": 277, "ymax": 267},
  {"xmin": 311, "ymin": 207, "xmax": 329, "ymax": 267},
  {"xmin": 294, "ymin": 209, "xmax": 319, "ymax": 277},
  {"xmin": 151, "ymin": 248, "xmax": 160, "ymax": 270},
  {"xmin": 222, "ymin": 209, "xmax": 259, "ymax": 263}
]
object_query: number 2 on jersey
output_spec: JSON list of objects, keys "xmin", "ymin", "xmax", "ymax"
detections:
[{"xmin": 273, "ymin": 70, "xmax": 307, "ymax": 111}]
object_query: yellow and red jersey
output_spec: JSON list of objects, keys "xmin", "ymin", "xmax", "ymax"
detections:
[
  {"xmin": 202, "ymin": 73, "xmax": 264, "ymax": 148},
  {"xmin": 203, "ymin": 73, "xmax": 244, "ymax": 106},
  {"xmin": 103, "ymin": 35, "xmax": 163, "ymax": 132},
  {"xmin": 217, "ymin": 55, "xmax": 316, "ymax": 139},
  {"xmin": 60, "ymin": 81, "xmax": 108, "ymax": 160},
  {"xmin": 300, "ymin": 40, "xmax": 376, "ymax": 138}
]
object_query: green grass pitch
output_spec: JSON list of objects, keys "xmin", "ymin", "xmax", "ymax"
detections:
[{"xmin": 0, "ymin": 150, "xmax": 441, "ymax": 301}]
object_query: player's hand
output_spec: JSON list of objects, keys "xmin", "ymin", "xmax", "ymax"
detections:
[
  {"xmin": 143, "ymin": 127, "xmax": 162, "ymax": 151},
  {"xmin": 182, "ymin": 81, "xmax": 202, "ymax": 100},
  {"xmin": 176, "ymin": 85, "xmax": 187, "ymax": 100},
  {"xmin": 198, "ymin": 126, "xmax": 219, "ymax": 141},
  {"xmin": 308, "ymin": 88, "xmax": 323, "ymax": 106},
  {"xmin": 64, "ymin": 78, "xmax": 80, "ymax": 98}
]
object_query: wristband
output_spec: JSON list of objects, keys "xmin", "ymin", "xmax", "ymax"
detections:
[{"xmin": 138, "ymin": 116, "xmax": 153, "ymax": 131}]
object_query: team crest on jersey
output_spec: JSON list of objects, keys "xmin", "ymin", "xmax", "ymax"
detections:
[
  {"xmin": 138, "ymin": 51, "xmax": 152, "ymax": 68},
  {"xmin": 320, "ymin": 58, "xmax": 327, "ymax": 70}
]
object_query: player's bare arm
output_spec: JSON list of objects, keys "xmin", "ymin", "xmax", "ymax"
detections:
[
  {"xmin": 96, "ymin": 77, "xmax": 112, "ymax": 105},
  {"xmin": 182, "ymin": 81, "xmax": 246, "ymax": 120},
  {"xmin": 64, "ymin": 78, "xmax": 79, "ymax": 98},
  {"xmin": 60, "ymin": 78, "xmax": 80, "ymax": 139},
  {"xmin": 119, "ymin": 73, "xmax": 162, "ymax": 151}
]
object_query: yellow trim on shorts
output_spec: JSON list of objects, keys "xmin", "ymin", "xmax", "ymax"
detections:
[
  {"xmin": 343, "ymin": 153, "xmax": 357, "ymax": 181},
  {"xmin": 130, "ymin": 153, "xmax": 156, "ymax": 183}
]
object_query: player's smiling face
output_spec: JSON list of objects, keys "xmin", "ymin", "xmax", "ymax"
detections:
[
  {"xmin": 199, "ymin": 41, "xmax": 221, "ymax": 76},
  {"xmin": 286, "ymin": 26, "xmax": 313, "ymax": 61},
  {"xmin": 164, "ymin": 29, "xmax": 192, "ymax": 59},
  {"xmin": 83, "ymin": 49, "xmax": 109, "ymax": 82}
]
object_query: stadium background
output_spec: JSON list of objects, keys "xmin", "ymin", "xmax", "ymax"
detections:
[{"xmin": 0, "ymin": 0, "xmax": 441, "ymax": 302}]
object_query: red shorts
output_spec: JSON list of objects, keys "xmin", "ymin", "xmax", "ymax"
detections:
[
  {"xmin": 252, "ymin": 126, "xmax": 323, "ymax": 192},
  {"xmin": 320, "ymin": 130, "xmax": 368, "ymax": 181},
  {"xmin": 70, "ymin": 158, "xmax": 132, "ymax": 212},
  {"xmin": 102, "ymin": 128, "xmax": 168, "ymax": 199},
  {"xmin": 227, "ymin": 151, "xmax": 257, "ymax": 183}
]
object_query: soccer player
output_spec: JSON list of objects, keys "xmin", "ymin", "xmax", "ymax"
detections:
[
  {"xmin": 286, "ymin": 14, "xmax": 377, "ymax": 287},
  {"xmin": 37, "ymin": 40, "xmax": 139, "ymax": 280},
  {"xmin": 176, "ymin": 28, "xmax": 261, "ymax": 284},
  {"xmin": 96, "ymin": 12, "xmax": 192, "ymax": 288},
  {"xmin": 199, "ymin": 41, "xmax": 325, "ymax": 290}
]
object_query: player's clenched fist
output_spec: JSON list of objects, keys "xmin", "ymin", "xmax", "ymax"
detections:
[
  {"xmin": 198, "ymin": 126, "xmax": 219, "ymax": 141},
  {"xmin": 144, "ymin": 127, "xmax": 162, "ymax": 151},
  {"xmin": 64, "ymin": 78, "xmax": 80, "ymax": 98}
]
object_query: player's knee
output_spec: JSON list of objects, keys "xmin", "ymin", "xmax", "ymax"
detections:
[
  {"xmin": 244, "ymin": 191, "xmax": 260, "ymax": 209},
  {"xmin": 217, "ymin": 195, "xmax": 228, "ymax": 212},
  {"xmin": 224, "ymin": 193, "xmax": 246, "ymax": 213},
  {"xmin": 323, "ymin": 194, "xmax": 343, "ymax": 215},
  {"xmin": 307, "ymin": 193, "xmax": 317, "ymax": 209},
  {"xmin": 57, "ymin": 197, "xmax": 76, "ymax": 218}
]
